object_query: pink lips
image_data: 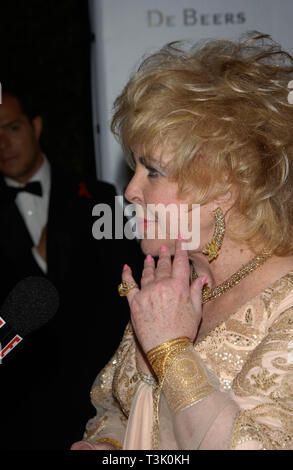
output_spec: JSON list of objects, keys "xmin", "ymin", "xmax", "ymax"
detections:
[{"xmin": 135, "ymin": 217, "xmax": 155, "ymax": 233}]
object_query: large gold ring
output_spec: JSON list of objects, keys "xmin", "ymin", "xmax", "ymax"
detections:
[{"xmin": 118, "ymin": 281, "xmax": 137, "ymax": 297}]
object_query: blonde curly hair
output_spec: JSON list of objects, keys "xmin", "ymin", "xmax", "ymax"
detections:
[{"xmin": 111, "ymin": 32, "xmax": 293, "ymax": 255}]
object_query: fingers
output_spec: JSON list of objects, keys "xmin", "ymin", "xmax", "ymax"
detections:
[
  {"xmin": 155, "ymin": 245, "xmax": 172, "ymax": 280},
  {"xmin": 70, "ymin": 441, "xmax": 97, "ymax": 451},
  {"xmin": 172, "ymin": 237, "xmax": 190, "ymax": 283},
  {"xmin": 121, "ymin": 264, "xmax": 139, "ymax": 303},
  {"xmin": 141, "ymin": 254, "xmax": 155, "ymax": 287},
  {"xmin": 190, "ymin": 275, "xmax": 207, "ymax": 308},
  {"xmin": 124, "ymin": 238, "xmax": 187, "ymax": 299},
  {"xmin": 142, "ymin": 245, "xmax": 172, "ymax": 286}
]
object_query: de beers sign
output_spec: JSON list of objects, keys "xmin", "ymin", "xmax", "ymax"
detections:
[{"xmin": 89, "ymin": 0, "xmax": 293, "ymax": 191}]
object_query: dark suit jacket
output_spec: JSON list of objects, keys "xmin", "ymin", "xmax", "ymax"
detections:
[{"xmin": 0, "ymin": 165, "xmax": 143, "ymax": 450}]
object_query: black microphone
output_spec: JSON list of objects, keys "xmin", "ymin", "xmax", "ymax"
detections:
[{"xmin": 0, "ymin": 277, "xmax": 59, "ymax": 361}]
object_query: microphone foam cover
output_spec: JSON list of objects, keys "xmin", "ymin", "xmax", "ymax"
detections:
[{"xmin": 0, "ymin": 276, "xmax": 59, "ymax": 336}]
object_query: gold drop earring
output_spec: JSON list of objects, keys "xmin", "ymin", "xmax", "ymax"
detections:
[{"xmin": 202, "ymin": 207, "xmax": 225, "ymax": 262}]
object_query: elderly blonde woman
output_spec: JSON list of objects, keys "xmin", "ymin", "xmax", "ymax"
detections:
[{"xmin": 72, "ymin": 32, "xmax": 293, "ymax": 450}]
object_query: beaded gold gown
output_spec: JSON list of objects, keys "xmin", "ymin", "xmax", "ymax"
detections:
[{"xmin": 83, "ymin": 272, "xmax": 293, "ymax": 450}]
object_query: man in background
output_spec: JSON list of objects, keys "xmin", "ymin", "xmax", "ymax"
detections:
[{"xmin": 0, "ymin": 85, "xmax": 143, "ymax": 449}]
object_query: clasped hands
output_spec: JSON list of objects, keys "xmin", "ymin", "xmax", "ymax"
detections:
[{"xmin": 122, "ymin": 238, "xmax": 206, "ymax": 354}]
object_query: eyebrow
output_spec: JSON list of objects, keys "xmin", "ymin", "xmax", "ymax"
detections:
[
  {"xmin": 0, "ymin": 119, "xmax": 24, "ymax": 130},
  {"xmin": 138, "ymin": 156, "xmax": 165, "ymax": 172}
]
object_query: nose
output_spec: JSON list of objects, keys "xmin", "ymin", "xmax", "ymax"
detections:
[{"xmin": 124, "ymin": 171, "xmax": 144, "ymax": 205}]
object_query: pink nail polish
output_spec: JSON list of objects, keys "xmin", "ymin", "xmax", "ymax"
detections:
[
  {"xmin": 160, "ymin": 245, "xmax": 167, "ymax": 252},
  {"xmin": 123, "ymin": 264, "xmax": 128, "ymax": 271},
  {"xmin": 201, "ymin": 276, "xmax": 208, "ymax": 285},
  {"xmin": 146, "ymin": 254, "xmax": 152, "ymax": 261},
  {"xmin": 178, "ymin": 234, "xmax": 182, "ymax": 240}
]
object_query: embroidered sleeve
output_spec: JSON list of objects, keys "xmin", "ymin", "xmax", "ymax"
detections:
[
  {"xmin": 159, "ymin": 307, "xmax": 293, "ymax": 450},
  {"xmin": 230, "ymin": 306, "xmax": 293, "ymax": 449}
]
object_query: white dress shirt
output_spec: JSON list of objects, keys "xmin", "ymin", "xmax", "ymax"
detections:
[{"xmin": 5, "ymin": 155, "xmax": 51, "ymax": 272}]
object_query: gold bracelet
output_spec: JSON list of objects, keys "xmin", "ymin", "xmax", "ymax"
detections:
[
  {"xmin": 148, "ymin": 338, "xmax": 214, "ymax": 413},
  {"xmin": 147, "ymin": 337, "xmax": 214, "ymax": 449},
  {"xmin": 147, "ymin": 337, "xmax": 191, "ymax": 384},
  {"xmin": 162, "ymin": 344, "xmax": 215, "ymax": 413},
  {"xmin": 94, "ymin": 437, "xmax": 123, "ymax": 450},
  {"xmin": 147, "ymin": 337, "xmax": 191, "ymax": 449}
]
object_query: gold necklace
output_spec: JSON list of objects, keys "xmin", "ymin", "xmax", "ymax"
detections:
[{"xmin": 191, "ymin": 249, "xmax": 272, "ymax": 304}]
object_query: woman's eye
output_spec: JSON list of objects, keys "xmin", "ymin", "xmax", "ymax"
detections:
[{"xmin": 147, "ymin": 167, "xmax": 160, "ymax": 178}]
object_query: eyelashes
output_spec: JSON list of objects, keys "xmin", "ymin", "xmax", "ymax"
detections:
[
  {"xmin": 131, "ymin": 154, "xmax": 166, "ymax": 178},
  {"xmin": 146, "ymin": 167, "xmax": 161, "ymax": 178}
]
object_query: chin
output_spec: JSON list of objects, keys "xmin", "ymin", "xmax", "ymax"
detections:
[
  {"xmin": 140, "ymin": 238, "xmax": 175, "ymax": 256},
  {"xmin": 1, "ymin": 162, "xmax": 25, "ymax": 181}
]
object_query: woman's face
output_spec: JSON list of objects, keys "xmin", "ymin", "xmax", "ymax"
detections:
[{"xmin": 124, "ymin": 147, "xmax": 215, "ymax": 257}]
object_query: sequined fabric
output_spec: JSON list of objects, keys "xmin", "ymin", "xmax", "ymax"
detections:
[
  {"xmin": 83, "ymin": 272, "xmax": 293, "ymax": 449},
  {"xmin": 194, "ymin": 272, "xmax": 293, "ymax": 392}
]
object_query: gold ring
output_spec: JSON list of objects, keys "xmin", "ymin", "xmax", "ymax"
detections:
[{"xmin": 118, "ymin": 281, "xmax": 137, "ymax": 297}]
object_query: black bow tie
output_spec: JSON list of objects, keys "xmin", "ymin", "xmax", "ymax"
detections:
[{"xmin": 7, "ymin": 181, "xmax": 43, "ymax": 198}]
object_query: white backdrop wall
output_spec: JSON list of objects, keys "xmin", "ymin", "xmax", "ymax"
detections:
[{"xmin": 89, "ymin": 0, "xmax": 293, "ymax": 192}]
